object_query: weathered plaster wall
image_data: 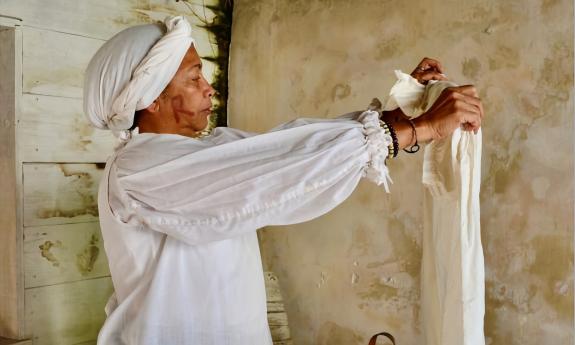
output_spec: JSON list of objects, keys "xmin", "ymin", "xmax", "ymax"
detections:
[{"xmin": 228, "ymin": 0, "xmax": 574, "ymax": 344}]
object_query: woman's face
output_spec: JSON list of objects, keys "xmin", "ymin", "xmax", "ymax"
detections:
[{"xmin": 156, "ymin": 46, "xmax": 215, "ymax": 137}]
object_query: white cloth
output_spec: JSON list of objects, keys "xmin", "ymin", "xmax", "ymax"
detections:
[
  {"xmin": 385, "ymin": 71, "xmax": 485, "ymax": 345},
  {"xmin": 96, "ymin": 109, "xmax": 392, "ymax": 345},
  {"xmin": 83, "ymin": 16, "xmax": 193, "ymax": 135}
]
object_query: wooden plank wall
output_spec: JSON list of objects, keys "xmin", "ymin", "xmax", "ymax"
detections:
[
  {"xmin": 0, "ymin": 24, "xmax": 23, "ymax": 339},
  {"xmin": 265, "ymin": 272, "xmax": 293, "ymax": 345},
  {"xmin": 0, "ymin": 1, "xmax": 218, "ymax": 343}
]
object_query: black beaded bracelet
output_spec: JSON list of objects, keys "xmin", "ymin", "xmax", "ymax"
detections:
[
  {"xmin": 379, "ymin": 120, "xmax": 398, "ymax": 158},
  {"xmin": 403, "ymin": 119, "xmax": 420, "ymax": 154},
  {"xmin": 388, "ymin": 123, "xmax": 399, "ymax": 158}
]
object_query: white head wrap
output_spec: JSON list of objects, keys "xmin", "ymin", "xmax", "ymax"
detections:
[{"xmin": 83, "ymin": 16, "xmax": 194, "ymax": 137}]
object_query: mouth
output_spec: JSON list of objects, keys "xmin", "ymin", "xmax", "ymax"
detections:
[{"xmin": 202, "ymin": 106, "xmax": 212, "ymax": 114}]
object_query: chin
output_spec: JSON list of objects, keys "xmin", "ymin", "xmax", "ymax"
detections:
[{"xmin": 193, "ymin": 116, "xmax": 210, "ymax": 134}]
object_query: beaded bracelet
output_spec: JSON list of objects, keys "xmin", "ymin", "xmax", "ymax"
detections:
[
  {"xmin": 403, "ymin": 119, "xmax": 420, "ymax": 153},
  {"xmin": 388, "ymin": 122, "xmax": 399, "ymax": 158},
  {"xmin": 379, "ymin": 120, "xmax": 399, "ymax": 158}
]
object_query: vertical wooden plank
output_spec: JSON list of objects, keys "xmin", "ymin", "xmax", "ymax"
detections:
[
  {"xmin": 24, "ymin": 277, "xmax": 113, "ymax": 345},
  {"xmin": 23, "ymin": 164, "xmax": 104, "ymax": 227},
  {"xmin": 24, "ymin": 223, "xmax": 110, "ymax": 289},
  {"xmin": 0, "ymin": 25, "xmax": 24, "ymax": 339},
  {"xmin": 265, "ymin": 271, "xmax": 284, "ymax": 302},
  {"xmin": 264, "ymin": 272, "xmax": 293, "ymax": 343}
]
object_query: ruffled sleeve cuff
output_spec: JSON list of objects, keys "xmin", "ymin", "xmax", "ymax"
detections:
[{"xmin": 357, "ymin": 109, "xmax": 393, "ymax": 192}]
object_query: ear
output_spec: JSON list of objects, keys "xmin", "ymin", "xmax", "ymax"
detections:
[{"xmin": 145, "ymin": 98, "xmax": 161, "ymax": 113}]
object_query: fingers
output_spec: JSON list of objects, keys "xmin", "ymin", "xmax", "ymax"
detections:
[
  {"xmin": 460, "ymin": 85, "xmax": 483, "ymax": 117},
  {"xmin": 455, "ymin": 92, "xmax": 482, "ymax": 113},
  {"xmin": 457, "ymin": 104, "xmax": 482, "ymax": 133},
  {"xmin": 436, "ymin": 87, "xmax": 483, "ymax": 133},
  {"xmin": 444, "ymin": 86, "xmax": 484, "ymax": 119},
  {"xmin": 461, "ymin": 114, "xmax": 481, "ymax": 133},
  {"xmin": 461, "ymin": 123, "xmax": 475, "ymax": 132},
  {"xmin": 410, "ymin": 57, "xmax": 445, "ymax": 81},
  {"xmin": 423, "ymin": 82, "xmax": 484, "ymax": 139},
  {"xmin": 415, "ymin": 71, "xmax": 448, "ymax": 84},
  {"xmin": 418, "ymin": 57, "xmax": 444, "ymax": 74},
  {"xmin": 453, "ymin": 85, "xmax": 479, "ymax": 97},
  {"xmin": 461, "ymin": 123, "xmax": 479, "ymax": 135}
]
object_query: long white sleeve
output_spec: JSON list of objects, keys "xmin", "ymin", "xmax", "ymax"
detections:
[{"xmin": 110, "ymin": 109, "xmax": 392, "ymax": 245}]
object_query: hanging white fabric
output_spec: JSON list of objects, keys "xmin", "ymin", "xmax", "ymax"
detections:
[{"xmin": 385, "ymin": 71, "xmax": 485, "ymax": 345}]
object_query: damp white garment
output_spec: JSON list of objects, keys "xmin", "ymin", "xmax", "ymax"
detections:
[
  {"xmin": 96, "ymin": 109, "xmax": 392, "ymax": 345},
  {"xmin": 385, "ymin": 71, "xmax": 485, "ymax": 345}
]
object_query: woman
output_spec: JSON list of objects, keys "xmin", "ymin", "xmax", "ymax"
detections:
[{"xmin": 83, "ymin": 16, "xmax": 483, "ymax": 345}]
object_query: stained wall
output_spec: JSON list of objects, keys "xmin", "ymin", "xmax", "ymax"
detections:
[{"xmin": 228, "ymin": 0, "xmax": 574, "ymax": 344}]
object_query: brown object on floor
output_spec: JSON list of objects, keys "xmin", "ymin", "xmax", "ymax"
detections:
[{"xmin": 368, "ymin": 332, "xmax": 396, "ymax": 345}]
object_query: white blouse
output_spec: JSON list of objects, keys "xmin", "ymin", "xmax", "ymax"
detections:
[{"xmin": 96, "ymin": 109, "xmax": 392, "ymax": 345}]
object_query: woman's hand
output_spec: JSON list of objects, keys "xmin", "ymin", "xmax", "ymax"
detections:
[
  {"xmin": 410, "ymin": 57, "xmax": 448, "ymax": 85},
  {"xmin": 380, "ymin": 107, "xmax": 410, "ymax": 124},
  {"xmin": 414, "ymin": 85, "xmax": 484, "ymax": 140}
]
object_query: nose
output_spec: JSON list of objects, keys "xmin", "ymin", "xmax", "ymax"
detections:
[
  {"xmin": 204, "ymin": 79, "xmax": 216, "ymax": 98},
  {"xmin": 207, "ymin": 84, "xmax": 215, "ymax": 98}
]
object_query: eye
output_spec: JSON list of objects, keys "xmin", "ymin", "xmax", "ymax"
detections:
[{"xmin": 189, "ymin": 70, "xmax": 203, "ymax": 83}]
